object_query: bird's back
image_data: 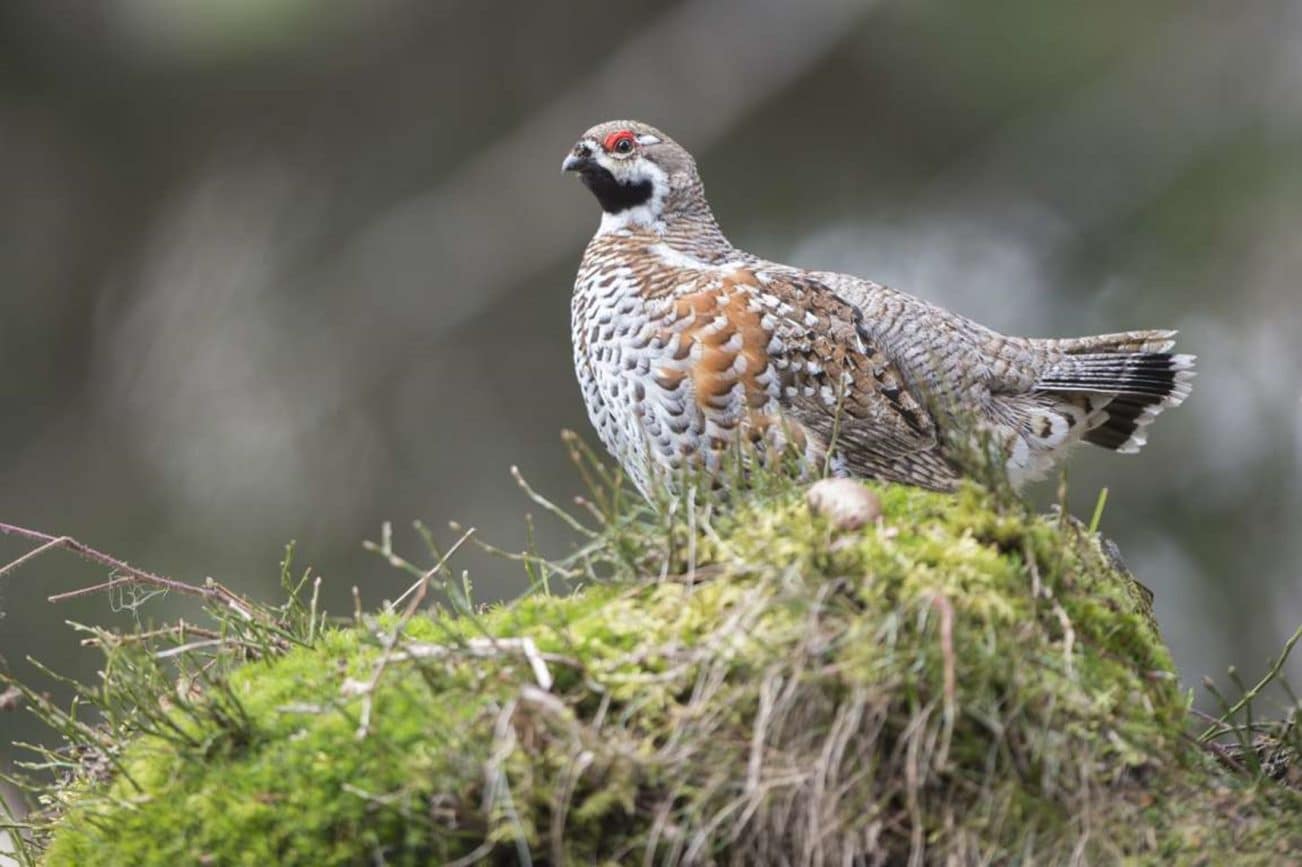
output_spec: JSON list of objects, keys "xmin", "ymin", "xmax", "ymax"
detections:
[{"xmin": 805, "ymin": 266, "xmax": 1193, "ymax": 483}]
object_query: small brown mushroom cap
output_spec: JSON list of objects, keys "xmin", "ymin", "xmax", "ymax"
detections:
[{"xmin": 806, "ymin": 478, "xmax": 882, "ymax": 531}]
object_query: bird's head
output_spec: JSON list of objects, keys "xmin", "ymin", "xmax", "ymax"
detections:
[{"xmin": 563, "ymin": 120, "xmax": 703, "ymax": 231}]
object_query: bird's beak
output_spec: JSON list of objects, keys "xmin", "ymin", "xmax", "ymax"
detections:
[
  {"xmin": 561, "ymin": 153, "xmax": 589, "ymax": 173},
  {"xmin": 564, "ymin": 139, "xmax": 601, "ymax": 173}
]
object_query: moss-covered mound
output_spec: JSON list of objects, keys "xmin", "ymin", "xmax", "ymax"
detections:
[{"xmin": 31, "ymin": 484, "xmax": 1302, "ymax": 864}]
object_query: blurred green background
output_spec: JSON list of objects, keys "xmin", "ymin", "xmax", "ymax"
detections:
[{"xmin": 2, "ymin": 0, "xmax": 1299, "ymax": 796}]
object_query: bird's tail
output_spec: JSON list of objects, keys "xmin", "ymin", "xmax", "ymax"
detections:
[{"xmin": 1034, "ymin": 330, "xmax": 1196, "ymax": 454}]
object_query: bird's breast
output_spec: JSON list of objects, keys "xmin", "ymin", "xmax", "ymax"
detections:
[{"xmin": 571, "ymin": 259, "xmax": 810, "ymax": 488}]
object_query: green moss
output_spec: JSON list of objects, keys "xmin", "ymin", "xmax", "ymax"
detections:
[{"xmin": 34, "ymin": 483, "xmax": 1302, "ymax": 864}]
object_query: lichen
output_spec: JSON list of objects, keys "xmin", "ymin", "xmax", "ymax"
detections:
[{"xmin": 29, "ymin": 481, "xmax": 1302, "ymax": 864}]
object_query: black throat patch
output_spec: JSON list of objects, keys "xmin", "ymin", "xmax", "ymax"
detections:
[{"xmin": 580, "ymin": 166, "xmax": 654, "ymax": 214}]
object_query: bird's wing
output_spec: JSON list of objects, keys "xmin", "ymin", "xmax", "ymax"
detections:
[{"xmin": 743, "ymin": 268, "xmax": 961, "ymax": 489}]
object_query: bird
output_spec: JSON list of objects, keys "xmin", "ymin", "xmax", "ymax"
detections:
[{"xmin": 562, "ymin": 120, "xmax": 1195, "ymax": 496}]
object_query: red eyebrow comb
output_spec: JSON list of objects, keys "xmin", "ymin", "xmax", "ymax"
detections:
[{"xmin": 602, "ymin": 130, "xmax": 636, "ymax": 151}]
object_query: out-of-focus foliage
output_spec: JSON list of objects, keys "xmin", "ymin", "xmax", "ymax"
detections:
[{"xmin": 1, "ymin": 0, "xmax": 1299, "ymax": 782}]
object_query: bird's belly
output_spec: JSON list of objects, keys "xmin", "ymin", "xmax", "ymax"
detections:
[{"xmin": 574, "ymin": 318, "xmax": 705, "ymax": 494}]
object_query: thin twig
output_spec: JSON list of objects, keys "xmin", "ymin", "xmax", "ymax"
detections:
[
  {"xmin": 351, "ymin": 530, "xmax": 480, "ymax": 738},
  {"xmin": 1199, "ymin": 624, "xmax": 1302, "ymax": 742},
  {"xmin": 0, "ymin": 535, "xmax": 71, "ymax": 581},
  {"xmin": 511, "ymin": 465, "xmax": 599, "ymax": 538},
  {"xmin": 352, "ymin": 577, "xmax": 431, "ymax": 739},
  {"xmin": 386, "ymin": 527, "xmax": 476, "ymax": 614},
  {"xmin": 154, "ymin": 639, "xmax": 231, "ymax": 660},
  {"xmin": 0, "ymin": 521, "xmax": 258, "ymax": 620},
  {"xmin": 1051, "ymin": 600, "xmax": 1077, "ymax": 680},
  {"xmin": 1, "ymin": 523, "xmax": 200, "ymax": 601},
  {"xmin": 1190, "ymin": 733, "xmax": 1249, "ymax": 775},
  {"xmin": 398, "ymin": 639, "xmax": 554, "ymax": 691},
  {"xmin": 1023, "ymin": 537, "xmax": 1042, "ymax": 600},
  {"xmin": 79, "ymin": 621, "xmax": 221, "ymax": 648},
  {"xmin": 1087, "ymin": 487, "xmax": 1109, "ymax": 535},
  {"xmin": 47, "ymin": 577, "xmax": 137, "ymax": 604},
  {"xmin": 931, "ymin": 594, "xmax": 957, "ymax": 769}
]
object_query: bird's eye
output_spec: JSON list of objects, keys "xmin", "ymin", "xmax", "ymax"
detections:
[{"xmin": 603, "ymin": 130, "xmax": 637, "ymax": 154}]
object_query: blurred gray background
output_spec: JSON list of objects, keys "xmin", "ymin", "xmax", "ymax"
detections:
[{"xmin": 2, "ymin": 0, "xmax": 1300, "ymax": 785}]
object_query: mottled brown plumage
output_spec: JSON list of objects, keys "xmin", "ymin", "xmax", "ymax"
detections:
[{"xmin": 563, "ymin": 121, "xmax": 1195, "ymax": 495}]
